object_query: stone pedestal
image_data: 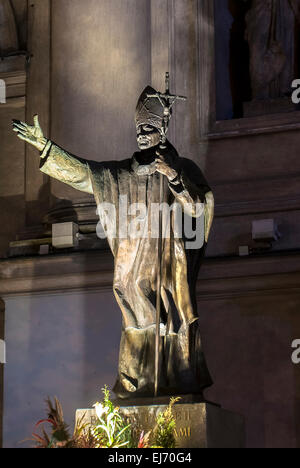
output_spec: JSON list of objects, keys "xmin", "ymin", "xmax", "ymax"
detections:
[{"xmin": 76, "ymin": 402, "xmax": 245, "ymax": 449}]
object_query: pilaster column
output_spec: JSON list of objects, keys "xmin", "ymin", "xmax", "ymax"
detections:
[{"xmin": 0, "ymin": 298, "xmax": 5, "ymax": 448}]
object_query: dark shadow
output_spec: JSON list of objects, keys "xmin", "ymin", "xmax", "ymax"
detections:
[
  {"xmin": 228, "ymin": 0, "xmax": 251, "ymax": 118},
  {"xmin": 0, "ymin": 194, "xmax": 26, "ymax": 258}
]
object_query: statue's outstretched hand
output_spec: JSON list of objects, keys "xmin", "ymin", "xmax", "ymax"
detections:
[{"xmin": 12, "ymin": 115, "xmax": 47, "ymax": 152}]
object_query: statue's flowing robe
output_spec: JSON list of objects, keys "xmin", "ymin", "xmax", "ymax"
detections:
[{"xmin": 40, "ymin": 140, "xmax": 214, "ymax": 398}]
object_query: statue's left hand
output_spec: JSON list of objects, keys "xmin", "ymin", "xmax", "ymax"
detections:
[
  {"xmin": 155, "ymin": 151, "xmax": 178, "ymax": 181},
  {"xmin": 12, "ymin": 114, "xmax": 47, "ymax": 152}
]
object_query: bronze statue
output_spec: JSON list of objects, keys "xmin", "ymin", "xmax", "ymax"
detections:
[
  {"xmin": 12, "ymin": 83, "xmax": 214, "ymax": 400},
  {"xmin": 245, "ymin": 0, "xmax": 300, "ymax": 100}
]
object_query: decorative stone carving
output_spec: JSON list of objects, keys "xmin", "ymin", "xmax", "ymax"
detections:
[{"xmin": 245, "ymin": 0, "xmax": 300, "ymax": 100}]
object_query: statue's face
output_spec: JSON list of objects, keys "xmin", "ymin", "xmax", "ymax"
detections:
[{"xmin": 137, "ymin": 124, "xmax": 160, "ymax": 150}]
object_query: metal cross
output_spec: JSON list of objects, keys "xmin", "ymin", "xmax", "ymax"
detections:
[{"xmin": 147, "ymin": 72, "xmax": 187, "ymax": 146}]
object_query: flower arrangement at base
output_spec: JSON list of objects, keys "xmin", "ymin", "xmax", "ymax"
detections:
[
  {"xmin": 30, "ymin": 387, "xmax": 180, "ymax": 449},
  {"xmin": 91, "ymin": 386, "xmax": 131, "ymax": 448}
]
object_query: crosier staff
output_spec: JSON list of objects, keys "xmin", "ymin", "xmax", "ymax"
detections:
[{"xmin": 147, "ymin": 73, "xmax": 187, "ymax": 397}]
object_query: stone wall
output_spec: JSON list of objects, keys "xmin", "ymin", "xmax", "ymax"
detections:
[
  {"xmin": 0, "ymin": 0, "xmax": 27, "ymax": 256},
  {"xmin": 0, "ymin": 0, "xmax": 300, "ymax": 448},
  {"xmin": 2, "ymin": 290, "xmax": 120, "ymax": 448},
  {"xmin": 0, "ymin": 299, "xmax": 4, "ymax": 448}
]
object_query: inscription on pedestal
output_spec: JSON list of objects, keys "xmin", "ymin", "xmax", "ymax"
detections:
[{"xmin": 76, "ymin": 403, "xmax": 245, "ymax": 449}]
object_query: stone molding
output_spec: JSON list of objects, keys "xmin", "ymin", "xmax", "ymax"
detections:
[{"xmin": 0, "ymin": 250, "xmax": 299, "ymax": 300}]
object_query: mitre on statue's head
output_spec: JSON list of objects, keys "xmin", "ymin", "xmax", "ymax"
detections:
[{"xmin": 135, "ymin": 86, "xmax": 164, "ymax": 132}]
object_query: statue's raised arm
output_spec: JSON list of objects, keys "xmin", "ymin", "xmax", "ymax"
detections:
[{"xmin": 12, "ymin": 115, "xmax": 93, "ymax": 195}]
